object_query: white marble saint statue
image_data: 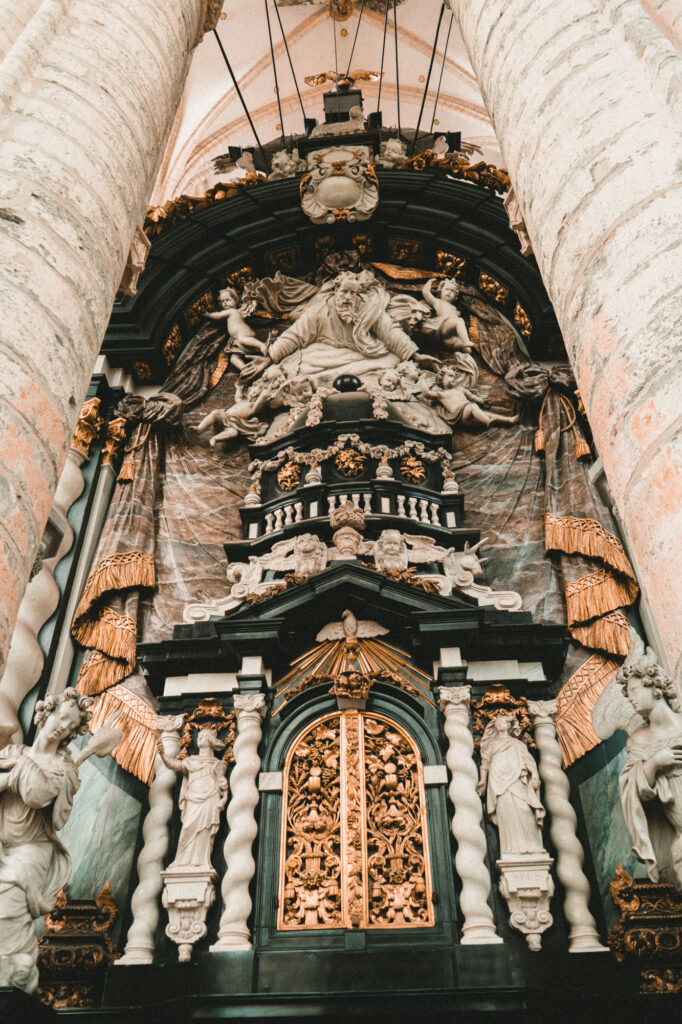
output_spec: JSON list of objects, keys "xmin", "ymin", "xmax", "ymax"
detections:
[
  {"xmin": 158, "ymin": 728, "xmax": 228, "ymax": 871},
  {"xmin": 242, "ymin": 271, "xmax": 437, "ymax": 386},
  {"xmin": 616, "ymin": 637, "xmax": 682, "ymax": 888},
  {"xmin": 477, "ymin": 715, "xmax": 545, "ymax": 857},
  {"xmin": 0, "ymin": 688, "xmax": 120, "ymax": 992}
]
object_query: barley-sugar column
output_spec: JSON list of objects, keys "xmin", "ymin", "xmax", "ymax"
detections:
[
  {"xmin": 450, "ymin": 0, "xmax": 682, "ymax": 680},
  {"xmin": 0, "ymin": 0, "xmax": 218, "ymax": 677}
]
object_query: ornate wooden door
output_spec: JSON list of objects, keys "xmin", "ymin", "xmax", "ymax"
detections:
[{"xmin": 278, "ymin": 710, "xmax": 435, "ymax": 931}]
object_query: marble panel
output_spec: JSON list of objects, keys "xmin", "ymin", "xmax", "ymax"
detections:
[{"xmin": 579, "ymin": 746, "xmax": 640, "ymax": 930}]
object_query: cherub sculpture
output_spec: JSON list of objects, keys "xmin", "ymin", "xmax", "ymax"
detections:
[
  {"xmin": 195, "ymin": 374, "xmax": 283, "ymax": 445},
  {"xmin": 421, "ymin": 277, "xmax": 474, "ymax": 352},
  {"xmin": 614, "ymin": 634, "xmax": 682, "ymax": 888},
  {"xmin": 204, "ymin": 286, "xmax": 267, "ymax": 372},
  {"xmin": 260, "ymin": 532, "xmax": 328, "ymax": 577},
  {"xmin": 423, "ymin": 364, "xmax": 519, "ymax": 429}
]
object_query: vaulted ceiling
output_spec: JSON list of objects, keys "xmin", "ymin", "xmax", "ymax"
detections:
[{"xmin": 151, "ymin": 0, "xmax": 502, "ymax": 204}]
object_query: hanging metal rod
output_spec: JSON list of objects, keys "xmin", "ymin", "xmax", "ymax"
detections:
[
  {"xmin": 272, "ymin": 0, "xmax": 308, "ymax": 132},
  {"xmin": 376, "ymin": 0, "xmax": 390, "ymax": 115},
  {"xmin": 410, "ymin": 3, "xmax": 445, "ymax": 155},
  {"xmin": 212, "ymin": 28, "xmax": 270, "ymax": 171},
  {"xmin": 430, "ymin": 10, "xmax": 453, "ymax": 133},
  {"xmin": 393, "ymin": 0, "xmax": 401, "ymax": 138},
  {"xmin": 264, "ymin": 0, "xmax": 286, "ymax": 149},
  {"xmin": 345, "ymin": 0, "xmax": 367, "ymax": 79}
]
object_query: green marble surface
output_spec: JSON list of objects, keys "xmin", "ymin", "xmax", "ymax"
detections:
[{"xmin": 579, "ymin": 747, "xmax": 640, "ymax": 930}]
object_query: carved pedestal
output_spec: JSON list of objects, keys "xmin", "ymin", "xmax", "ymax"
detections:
[
  {"xmin": 37, "ymin": 883, "xmax": 118, "ymax": 1009},
  {"xmin": 497, "ymin": 854, "xmax": 554, "ymax": 951},
  {"xmin": 161, "ymin": 867, "xmax": 217, "ymax": 962},
  {"xmin": 609, "ymin": 863, "xmax": 682, "ymax": 994}
]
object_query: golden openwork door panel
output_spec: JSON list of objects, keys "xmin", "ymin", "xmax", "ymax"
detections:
[{"xmin": 278, "ymin": 711, "xmax": 434, "ymax": 931}]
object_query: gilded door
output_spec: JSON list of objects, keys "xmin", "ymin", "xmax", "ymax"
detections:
[{"xmin": 278, "ymin": 710, "xmax": 435, "ymax": 931}]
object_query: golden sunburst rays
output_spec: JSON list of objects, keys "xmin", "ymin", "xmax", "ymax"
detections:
[{"xmin": 272, "ymin": 637, "xmax": 434, "ymax": 714}]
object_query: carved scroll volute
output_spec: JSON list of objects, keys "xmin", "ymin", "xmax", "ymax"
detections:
[{"xmin": 70, "ymin": 398, "xmax": 103, "ymax": 459}]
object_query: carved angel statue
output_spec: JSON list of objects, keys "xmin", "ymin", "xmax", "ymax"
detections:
[
  {"xmin": 477, "ymin": 715, "xmax": 546, "ymax": 857},
  {"xmin": 304, "ymin": 70, "xmax": 381, "ymax": 87},
  {"xmin": 612, "ymin": 632, "xmax": 682, "ymax": 889},
  {"xmin": 157, "ymin": 728, "xmax": 228, "ymax": 871},
  {"xmin": 423, "ymin": 362, "xmax": 519, "ymax": 429},
  {"xmin": 204, "ymin": 286, "xmax": 267, "ymax": 372},
  {"xmin": 421, "ymin": 277, "xmax": 474, "ymax": 353},
  {"xmin": 260, "ymin": 533, "xmax": 328, "ymax": 577},
  {"xmin": 316, "ymin": 609, "xmax": 389, "ymax": 642},
  {"xmin": 0, "ymin": 689, "xmax": 121, "ymax": 993},
  {"xmin": 369, "ymin": 530, "xmax": 452, "ymax": 573},
  {"xmin": 195, "ymin": 374, "xmax": 284, "ymax": 445}
]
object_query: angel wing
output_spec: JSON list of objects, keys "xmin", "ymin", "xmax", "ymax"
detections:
[
  {"xmin": 404, "ymin": 534, "xmax": 453, "ymax": 564},
  {"xmin": 355, "ymin": 619, "xmax": 389, "ymax": 638},
  {"xmin": 592, "ymin": 678, "xmax": 644, "ymax": 740},
  {"xmin": 260, "ymin": 537, "xmax": 298, "ymax": 572}
]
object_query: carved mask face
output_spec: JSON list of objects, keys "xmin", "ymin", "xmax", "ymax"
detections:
[{"xmin": 333, "ymin": 527, "xmax": 362, "ymax": 557}]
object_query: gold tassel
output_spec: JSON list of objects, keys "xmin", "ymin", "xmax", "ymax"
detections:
[
  {"xmin": 534, "ymin": 427, "xmax": 545, "ymax": 454},
  {"xmin": 574, "ymin": 436, "xmax": 591, "ymax": 461},
  {"xmin": 77, "ymin": 650, "xmax": 131, "ymax": 696},
  {"xmin": 545, "ymin": 513, "xmax": 634, "ymax": 579},
  {"xmin": 73, "ymin": 551, "xmax": 155, "ymax": 623},
  {"xmin": 71, "ymin": 605, "xmax": 137, "ymax": 664},
  {"xmin": 565, "ymin": 567, "xmax": 638, "ymax": 627},
  {"xmin": 88, "ymin": 684, "xmax": 158, "ymax": 785},
  {"xmin": 555, "ymin": 654, "xmax": 621, "ymax": 766},
  {"xmin": 570, "ymin": 609, "xmax": 631, "ymax": 657},
  {"xmin": 117, "ymin": 452, "xmax": 136, "ymax": 483}
]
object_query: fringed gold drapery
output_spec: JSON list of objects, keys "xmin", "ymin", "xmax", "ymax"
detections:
[
  {"xmin": 73, "ymin": 550, "xmax": 155, "ymax": 624},
  {"xmin": 545, "ymin": 513, "xmax": 634, "ymax": 580},
  {"xmin": 87, "ymin": 683, "xmax": 159, "ymax": 785},
  {"xmin": 555, "ymin": 654, "xmax": 621, "ymax": 767}
]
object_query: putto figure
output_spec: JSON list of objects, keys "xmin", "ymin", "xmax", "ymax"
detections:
[
  {"xmin": 617, "ymin": 638, "xmax": 682, "ymax": 889},
  {"xmin": 204, "ymin": 286, "xmax": 268, "ymax": 372},
  {"xmin": 0, "ymin": 689, "xmax": 120, "ymax": 992},
  {"xmin": 422, "ymin": 277, "xmax": 474, "ymax": 353},
  {"xmin": 423, "ymin": 364, "xmax": 519, "ymax": 429}
]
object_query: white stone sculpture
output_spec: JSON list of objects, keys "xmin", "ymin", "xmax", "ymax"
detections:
[
  {"xmin": 202, "ymin": 286, "xmax": 268, "ymax": 373},
  {"xmin": 195, "ymin": 378, "xmax": 278, "ymax": 445},
  {"xmin": 438, "ymin": 686, "xmax": 502, "ymax": 944},
  {"xmin": 503, "ymin": 186, "xmax": 533, "ymax": 257},
  {"xmin": 422, "ymin": 277, "xmax": 475, "ymax": 353},
  {"xmin": 315, "ymin": 609, "xmax": 389, "ymax": 642},
  {"xmin": 0, "ymin": 688, "xmax": 121, "ymax": 992},
  {"xmin": 423, "ymin": 363, "xmax": 520, "ymax": 429},
  {"xmin": 241, "ymin": 270, "xmax": 437, "ymax": 387},
  {"xmin": 260, "ymin": 533, "xmax": 328, "ymax": 576},
  {"xmin": 158, "ymin": 728, "xmax": 229, "ymax": 962},
  {"xmin": 528, "ymin": 700, "xmax": 607, "ymax": 952},
  {"xmin": 441, "ymin": 541, "xmax": 523, "ymax": 612},
  {"xmin": 477, "ymin": 715, "xmax": 553, "ymax": 951},
  {"xmin": 118, "ymin": 714, "xmax": 185, "ymax": 965},
  {"xmin": 371, "ymin": 529, "xmax": 409, "ymax": 571},
  {"xmin": 613, "ymin": 634, "xmax": 682, "ymax": 888},
  {"xmin": 300, "ymin": 144, "xmax": 378, "ymax": 224},
  {"xmin": 118, "ymin": 223, "xmax": 152, "ymax": 297},
  {"xmin": 377, "ymin": 136, "xmax": 407, "ymax": 168},
  {"xmin": 211, "ymin": 693, "xmax": 267, "ymax": 951},
  {"xmin": 268, "ymin": 148, "xmax": 306, "ymax": 180}
]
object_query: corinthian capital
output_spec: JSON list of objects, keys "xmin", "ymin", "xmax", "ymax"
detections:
[
  {"xmin": 438, "ymin": 685, "xmax": 472, "ymax": 714},
  {"xmin": 233, "ymin": 693, "xmax": 267, "ymax": 719},
  {"xmin": 527, "ymin": 699, "xmax": 558, "ymax": 726}
]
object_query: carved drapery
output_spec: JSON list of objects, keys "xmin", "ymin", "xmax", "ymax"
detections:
[{"xmin": 278, "ymin": 711, "xmax": 434, "ymax": 931}]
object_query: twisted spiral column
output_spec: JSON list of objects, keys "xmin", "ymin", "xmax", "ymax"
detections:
[
  {"xmin": 210, "ymin": 693, "xmax": 267, "ymax": 952},
  {"xmin": 117, "ymin": 714, "xmax": 184, "ymax": 965},
  {"xmin": 439, "ymin": 686, "xmax": 501, "ymax": 944},
  {"xmin": 528, "ymin": 700, "xmax": 607, "ymax": 952}
]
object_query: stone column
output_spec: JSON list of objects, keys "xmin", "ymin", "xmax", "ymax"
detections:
[
  {"xmin": 211, "ymin": 693, "xmax": 267, "ymax": 952},
  {"xmin": 528, "ymin": 700, "xmax": 607, "ymax": 952},
  {"xmin": 438, "ymin": 686, "xmax": 502, "ymax": 944},
  {"xmin": 450, "ymin": 0, "xmax": 682, "ymax": 680},
  {"xmin": 0, "ymin": 0, "xmax": 218, "ymax": 678},
  {"xmin": 0, "ymin": 0, "xmax": 43, "ymax": 65},
  {"xmin": 117, "ymin": 714, "xmax": 185, "ymax": 965}
]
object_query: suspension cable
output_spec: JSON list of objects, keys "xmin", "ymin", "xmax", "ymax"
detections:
[
  {"xmin": 345, "ymin": 0, "xmax": 367, "ymax": 78},
  {"xmin": 393, "ymin": 0, "xmax": 401, "ymax": 138},
  {"xmin": 264, "ymin": 0, "xmax": 286, "ymax": 148},
  {"xmin": 212, "ymin": 28, "xmax": 269, "ymax": 171},
  {"xmin": 430, "ymin": 10, "xmax": 453, "ymax": 133},
  {"xmin": 410, "ymin": 3, "xmax": 444, "ymax": 155},
  {"xmin": 272, "ymin": 0, "xmax": 308, "ymax": 131},
  {"xmin": 376, "ymin": 0, "xmax": 390, "ymax": 114}
]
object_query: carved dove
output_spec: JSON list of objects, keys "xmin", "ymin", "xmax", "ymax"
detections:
[{"xmin": 316, "ymin": 609, "xmax": 389, "ymax": 642}]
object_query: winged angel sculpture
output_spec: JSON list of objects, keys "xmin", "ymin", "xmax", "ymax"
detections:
[{"xmin": 593, "ymin": 629, "xmax": 682, "ymax": 888}]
